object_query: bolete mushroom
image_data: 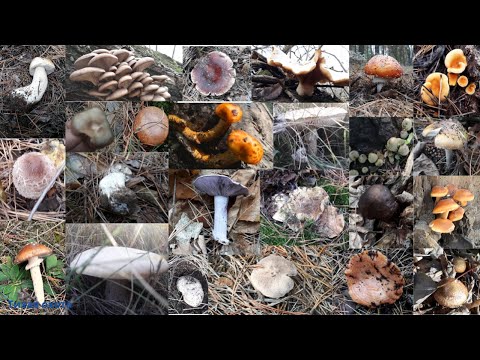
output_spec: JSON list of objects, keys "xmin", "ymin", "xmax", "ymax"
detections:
[
  {"xmin": 431, "ymin": 185, "xmax": 448, "ymax": 203},
  {"xmin": 168, "ymin": 103, "xmax": 243, "ymax": 144},
  {"xmin": 192, "ymin": 174, "xmax": 248, "ymax": 245},
  {"xmin": 357, "ymin": 184, "xmax": 399, "ymax": 222},
  {"xmin": 433, "ymin": 278, "xmax": 468, "ymax": 308},
  {"xmin": 12, "ymin": 152, "xmax": 57, "ymax": 199},
  {"xmin": 14, "ymin": 243, "xmax": 52, "ymax": 305},
  {"xmin": 10, "ymin": 57, "xmax": 55, "ymax": 108},
  {"xmin": 429, "ymin": 218, "xmax": 455, "ymax": 233},
  {"xmin": 70, "ymin": 246, "xmax": 168, "ymax": 302},
  {"xmin": 66, "ymin": 107, "xmax": 114, "ymax": 152},
  {"xmin": 190, "ymin": 51, "xmax": 236, "ymax": 96},
  {"xmin": 421, "ymin": 72, "xmax": 449, "ymax": 106},
  {"xmin": 422, "ymin": 120, "xmax": 468, "ymax": 169},
  {"xmin": 432, "ymin": 198, "xmax": 460, "ymax": 219},
  {"xmin": 364, "ymin": 55, "xmax": 403, "ymax": 92},
  {"xmin": 176, "ymin": 275, "xmax": 204, "ymax": 307},
  {"xmin": 453, "ymin": 189, "xmax": 474, "ymax": 206},
  {"xmin": 249, "ymin": 254, "xmax": 297, "ymax": 299},
  {"xmin": 345, "ymin": 250, "xmax": 404, "ymax": 307},
  {"xmin": 445, "ymin": 49, "xmax": 467, "ymax": 74},
  {"xmin": 133, "ymin": 107, "xmax": 169, "ymax": 146},
  {"xmin": 457, "ymin": 75, "xmax": 468, "ymax": 87}
]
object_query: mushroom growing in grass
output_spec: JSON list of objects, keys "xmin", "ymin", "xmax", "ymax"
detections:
[
  {"xmin": 169, "ymin": 103, "xmax": 243, "ymax": 144},
  {"xmin": 357, "ymin": 184, "xmax": 399, "ymax": 222},
  {"xmin": 14, "ymin": 243, "xmax": 52, "ymax": 305},
  {"xmin": 133, "ymin": 107, "xmax": 169, "ymax": 146},
  {"xmin": 10, "ymin": 57, "xmax": 55, "ymax": 108},
  {"xmin": 453, "ymin": 189, "xmax": 474, "ymax": 206},
  {"xmin": 421, "ymin": 73, "xmax": 449, "ymax": 106},
  {"xmin": 445, "ymin": 49, "xmax": 467, "ymax": 74},
  {"xmin": 422, "ymin": 120, "xmax": 468, "ymax": 169},
  {"xmin": 12, "ymin": 152, "xmax": 57, "ymax": 199},
  {"xmin": 193, "ymin": 174, "xmax": 248, "ymax": 245},
  {"xmin": 70, "ymin": 246, "xmax": 168, "ymax": 302},
  {"xmin": 190, "ymin": 51, "xmax": 236, "ymax": 96},
  {"xmin": 66, "ymin": 107, "xmax": 114, "ymax": 152},
  {"xmin": 432, "ymin": 198, "xmax": 460, "ymax": 219},
  {"xmin": 249, "ymin": 254, "xmax": 297, "ymax": 299},
  {"xmin": 364, "ymin": 55, "xmax": 403, "ymax": 93},
  {"xmin": 345, "ymin": 250, "xmax": 404, "ymax": 307}
]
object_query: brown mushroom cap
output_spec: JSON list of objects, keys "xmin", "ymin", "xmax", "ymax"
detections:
[
  {"xmin": 364, "ymin": 55, "xmax": 403, "ymax": 79},
  {"xmin": 432, "ymin": 198, "xmax": 460, "ymax": 215},
  {"xmin": 457, "ymin": 75, "xmax": 468, "ymax": 87},
  {"xmin": 466, "ymin": 83, "xmax": 476, "ymax": 95},
  {"xmin": 433, "ymin": 278, "xmax": 468, "ymax": 308},
  {"xmin": 445, "ymin": 49, "xmax": 467, "ymax": 74},
  {"xmin": 421, "ymin": 73, "xmax": 449, "ymax": 105},
  {"xmin": 133, "ymin": 107, "xmax": 169, "ymax": 146},
  {"xmin": 12, "ymin": 152, "xmax": 57, "ymax": 199},
  {"xmin": 226, "ymin": 129, "xmax": 264, "ymax": 165},
  {"xmin": 74, "ymin": 53, "xmax": 96, "ymax": 69},
  {"xmin": 69, "ymin": 67, "xmax": 105, "ymax": 85},
  {"xmin": 106, "ymin": 88, "xmax": 128, "ymax": 101},
  {"xmin": 190, "ymin": 51, "xmax": 236, "ymax": 96},
  {"xmin": 99, "ymin": 71, "xmax": 116, "ymax": 82},
  {"xmin": 448, "ymin": 207, "xmax": 465, "ymax": 222},
  {"xmin": 431, "ymin": 185, "xmax": 448, "ymax": 198},
  {"xmin": 453, "ymin": 257, "xmax": 467, "ymax": 273},
  {"xmin": 88, "ymin": 53, "xmax": 119, "ymax": 71},
  {"xmin": 429, "ymin": 218, "xmax": 455, "ymax": 233},
  {"xmin": 345, "ymin": 250, "xmax": 404, "ymax": 307},
  {"xmin": 111, "ymin": 49, "xmax": 131, "ymax": 63},
  {"xmin": 357, "ymin": 184, "xmax": 399, "ymax": 221},
  {"xmin": 118, "ymin": 75, "xmax": 133, "ymax": 89},
  {"xmin": 14, "ymin": 243, "xmax": 52, "ymax": 264},
  {"xmin": 98, "ymin": 80, "xmax": 118, "ymax": 92},
  {"xmin": 453, "ymin": 189, "xmax": 474, "ymax": 206}
]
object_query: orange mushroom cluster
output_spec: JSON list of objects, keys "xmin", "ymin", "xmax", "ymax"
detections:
[
  {"xmin": 169, "ymin": 103, "xmax": 264, "ymax": 167},
  {"xmin": 429, "ymin": 185, "xmax": 474, "ymax": 234},
  {"xmin": 421, "ymin": 49, "xmax": 476, "ymax": 106}
]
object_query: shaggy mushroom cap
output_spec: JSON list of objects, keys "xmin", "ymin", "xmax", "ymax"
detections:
[
  {"xmin": 249, "ymin": 254, "xmax": 297, "ymax": 298},
  {"xmin": 14, "ymin": 243, "xmax": 52, "ymax": 264},
  {"xmin": 357, "ymin": 184, "xmax": 399, "ymax": 221},
  {"xmin": 422, "ymin": 120, "xmax": 468, "ymax": 150},
  {"xmin": 434, "ymin": 278, "xmax": 468, "ymax": 308},
  {"xmin": 345, "ymin": 250, "xmax": 404, "ymax": 307},
  {"xmin": 71, "ymin": 107, "xmax": 114, "ymax": 149},
  {"xmin": 444, "ymin": 49, "xmax": 467, "ymax": 74},
  {"xmin": 12, "ymin": 152, "xmax": 57, "ymax": 199},
  {"xmin": 421, "ymin": 73, "xmax": 449, "ymax": 105},
  {"xmin": 226, "ymin": 130, "xmax": 264, "ymax": 165},
  {"xmin": 429, "ymin": 218, "xmax": 455, "ymax": 233},
  {"xmin": 190, "ymin": 51, "xmax": 236, "ymax": 96},
  {"xmin": 133, "ymin": 107, "xmax": 169, "ymax": 146}
]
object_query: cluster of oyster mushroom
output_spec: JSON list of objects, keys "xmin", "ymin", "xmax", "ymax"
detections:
[
  {"xmin": 428, "ymin": 185, "xmax": 474, "ymax": 235},
  {"xmin": 350, "ymin": 118, "xmax": 413, "ymax": 175},
  {"xmin": 69, "ymin": 48, "xmax": 172, "ymax": 101},
  {"xmin": 421, "ymin": 48, "xmax": 476, "ymax": 106}
]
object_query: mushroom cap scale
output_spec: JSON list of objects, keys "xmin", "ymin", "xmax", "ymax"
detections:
[
  {"xmin": 422, "ymin": 120, "xmax": 467, "ymax": 150},
  {"xmin": 12, "ymin": 152, "xmax": 57, "ymax": 199},
  {"xmin": 193, "ymin": 174, "xmax": 248, "ymax": 198},
  {"xmin": 70, "ymin": 246, "xmax": 168, "ymax": 279},
  {"xmin": 15, "ymin": 243, "xmax": 52, "ymax": 264},
  {"xmin": 433, "ymin": 278, "xmax": 468, "ymax": 308},
  {"xmin": 364, "ymin": 55, "xmax": 403, "ymax": 79},
  {"xmin": 429, "ymin": 218, "xmax": 455, "ymax": 233},
  {"xmin": 432, "ymin": 198, "xmax": 460, "ymax": 214},
  {"xmin": 226, "ymin": 129, "xmax": 264, "ymax": 165},
  {"xmin": 249, "ymin": 254, "xmax": 297, "ymax": 299},
  {"xmin": 444, "ymin": 49, "xmax": 467, "ymax": 74},
  {"xmin": 190, "ymin": 51, "xmax": 236, "ymax": 96},
  {"xmin": 345, "ymin": 250, "xmax": 404, "ymax": 307},
  {"xmin": 133, "ymin": 107, "xmax": 169, "ymax": 146}
]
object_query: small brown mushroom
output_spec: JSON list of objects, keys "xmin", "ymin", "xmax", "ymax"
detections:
[
  {"xmin": 452, "ymin": 257, "xmax": 467, "ymax": 273},
  {"xmin": 434, "ymin": 278, "xmax": 468, "ymax": 308},
  {"xmin": 432, "ymin": 198, "xmax": 460, "ymax": 219},
  {"xmin": 429, "ymin": 218, "xmax": 455, "ymax": 233},
  {"xmin": 133, "ymin": 107, "xmax": 169, "ymax": 146},
  {"xmin": 457, "ymin": 75, "xmax": 468, "ymax": 87},
  {"xmin": 453, "ymin": 189, "xmax": 474, "ymax": 206},
  {"xmin": 431, "ymin": 185, "xmax": 448, "ymax": 204}
]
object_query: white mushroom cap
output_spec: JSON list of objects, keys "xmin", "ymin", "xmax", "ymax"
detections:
[
  {"xmin": 249, "ymin": 254, "xmax": 297, "ymax": 298},
  {"xmin": 29, "ymin": 57, "xmax": 55, "ymax": 75},
  {"xmin": 70, "ymin": 246, "xmax": 168, "ymax": 279},
  {"xmin": 176, "ymin": 275, "xmax": 204, "ymax": 307}
]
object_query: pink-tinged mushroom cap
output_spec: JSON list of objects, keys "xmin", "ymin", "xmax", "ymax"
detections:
[{"xmin": 190, "ymin": 51, "xmax": 236, "ymax": 96}]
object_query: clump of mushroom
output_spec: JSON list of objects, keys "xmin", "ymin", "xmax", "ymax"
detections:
[
  {"xmin": 69, "ymin": 48, "xmax": 172, "ymax": 101},
  {"xmin": 9, "ymin": 57, "xmax": 55, "ymax": 109},
  {"xmin": 364, "ymin": 55, "xmax": 403, "ymax": 93}
]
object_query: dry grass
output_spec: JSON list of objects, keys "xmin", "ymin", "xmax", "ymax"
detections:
[
  {"xmin": 0, "ymin": 139, "xmax": 65, "ymax": 222},
  {"xmin": 0, "ymin": 221, "xmax": 66, "ymax": 314},
  {"xmin": 66, "ymin": 152, "xmax": 168, "ymax": 223},
  {"xmin": 0, "ymin": 45, "xmax": 66, "ymax": 138},
  {"xmin": 66, "ymin": 223, "xmax": 168, "ymax": 315}
]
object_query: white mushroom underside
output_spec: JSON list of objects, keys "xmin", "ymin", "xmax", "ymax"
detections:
[{"xmin": 177, "ymin": 276, "xmax": 204, "ymax": 307}]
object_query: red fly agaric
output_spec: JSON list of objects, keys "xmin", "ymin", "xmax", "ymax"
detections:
[
  {"xmin": 12, "ymin": 152, "xmax": 57, "ymax": 199},
  {"xmin": 190, "ymin": 51, "xmax": 236, "ymax": 96},
  {"xmin": 345, "ymin": 250, "xmax": 405, "ymax": 307},
  {"xmin": 133, "ymin": 107, "xmax": 169, "ymax": 146},
  {"xmin": 364, "ymin": 55, "xmax": 403, "ymax": 92},
  {"xmin": 15, "ymin": 243, "xmax": 53, "ymax": 305},
  {"xmin": 445, "ymin": 49, "xmax": 467, "ymax": 74}
]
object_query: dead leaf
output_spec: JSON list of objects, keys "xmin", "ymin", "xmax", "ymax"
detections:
[
  {"xmin": 414, "ymin": 272, "xmax": 437, "ymax": 305},
  {"xmin": 171, "ymin": 213, "xmax": 203, "ymax": 255},
  {"xmin": 216, "ymin": 277, "xmax": 234, "ymax": 287}
]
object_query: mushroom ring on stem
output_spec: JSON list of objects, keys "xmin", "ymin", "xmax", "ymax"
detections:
[
  {"xmin": 193, "ymin": 174, "xmax": 248, "ymax": 245},
  {"xmin": 10, "ymin": 57, "xmax": 55, "ymax": 107},
  {"xmin": 169, "ymin": 103, "xmax": 243, "ymax": 144},
  {"xmin": 15, "ymin": 243, "xmax": 52, "ymax": 305}
]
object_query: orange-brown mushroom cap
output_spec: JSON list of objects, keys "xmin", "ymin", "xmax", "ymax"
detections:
[
  {"xmin": 457, "ymin": 75, "xmax": 468, "ymax": 87},
  {"xmin": 134, "ymin": 107, "xmax": 169, "ymax": 146},
  {"xmin": 345, "ymin": 250, "xmax": 404, "ymax": 307},
  {"xmin": 432, "ymin": 198, "xmax": 460, "ymax": 218},
  {"xmin": 14, "ymin": 243, "xmax": 52, "ymax": 264},
  {"xmin": 364, "ymin": 55, "xmax": 403, "ymax": 79},
  {"xmin": 448, "ymin": 73, "xmax": 459, "ymax": 86},
  {"xmin": 466, "ymin": 83, "xmax": 476, "ymax": 95},
  {"xmin": 453, "ymin": 189, "xmax": 474, "ymax": 206},
  {"xmin": 445, "ymin": 49, "xmax": 467, "ymax": 74},
  {"xmin": 429, "ymin": 218, "xmax": 455, "ymax": 233},
  {"xmin": 431, "ymin": 185, "xmax": 448, "ymax": 198},
  {"xmin": 214, "ymin": 103, "xmax": 243, "ymax": 124},
  {"xmin": 448, "ymin": 207, "xmax": 465, "ymax": 222},
  {"xmin": 226, "ymin": 130, "xmax": 264, "ymax": 165},
  {"xmin": 421, "ymin": 73, "xmax": 449, "ymax": 105}
]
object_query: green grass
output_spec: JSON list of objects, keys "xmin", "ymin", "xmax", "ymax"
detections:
[
  {"xmin": 260, "ymin": 217, "xmax": 298, "ymax": 246},
  {"xmin": 317, "ymin": 178, "xmax": 349, "ymax": 206}
]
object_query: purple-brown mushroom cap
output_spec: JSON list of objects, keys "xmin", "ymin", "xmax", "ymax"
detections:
[{"xmin": 190, "ymin": 51, "xmax": 236, "ymax": 96}]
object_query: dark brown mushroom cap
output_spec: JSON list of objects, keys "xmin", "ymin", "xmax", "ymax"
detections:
[
  {"xmin": 12, "ymin": 152, "xmax": 57, "ymax": 199},
  {"xmin": 133, "ymin": 107, "xmax": 169, "ymax": 146},
  {"xmin": 358, "ymin": 184, "xmax": 399, "ymax": 221},
  {"xmin": 193, "ymin": 174, "xmax": 248, "ymax": 198},
  {"xmin": 15, "ymin": 243, "xmax": 52, "ymax": 264},
  {"xmin": 190, "ymin": 51, "xmax": 236, "ymax": 96},
  {"xmin": 345, "ymin": 250, "xmax": 405, "ymax": 307}
]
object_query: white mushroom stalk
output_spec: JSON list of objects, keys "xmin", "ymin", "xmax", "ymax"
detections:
[
  {"xmin": 11, "ymin": 57, "xmax": 55, "ymax": 106},
  {"xmin": 212, "ymin": 195, "xmax": 229, "ymax": 244},
  {"xmin": 26, "ymin": 257, "xmax": 46, "ymax": 305}
]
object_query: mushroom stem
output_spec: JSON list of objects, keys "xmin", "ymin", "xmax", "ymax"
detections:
[
  {"xmin": 26, "ymin": 256, "xmax": 45, "ymax": 305},
  {"xmin": 439, "ymin": 212, "xmax": 449, "ymax": 219},
  {"xmin": 372, "ymin": 77, "xmax": 387, "ymax": 92},
  {"xmin": 169, "ymin": 114, "xmax": 232, "ymax": 144},
  {"xmin": 104, "ymin": 279, "xmax": 131, "ymax": 302},
  {"xmin": 445, "ymin": 149, "xmax": 454, "ymax": 169},
  {"xmin": 11, "ymin": 66, "xmax": 49, "ymax": 105},
  {"xmin": 212, "ymin": 195, "xmax": 229, "ymax": 245}
]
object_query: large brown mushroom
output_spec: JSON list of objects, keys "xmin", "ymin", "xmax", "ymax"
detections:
[{"xmin": 357, "ymin": 184, "xmax": 399, "ymax": 222}]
